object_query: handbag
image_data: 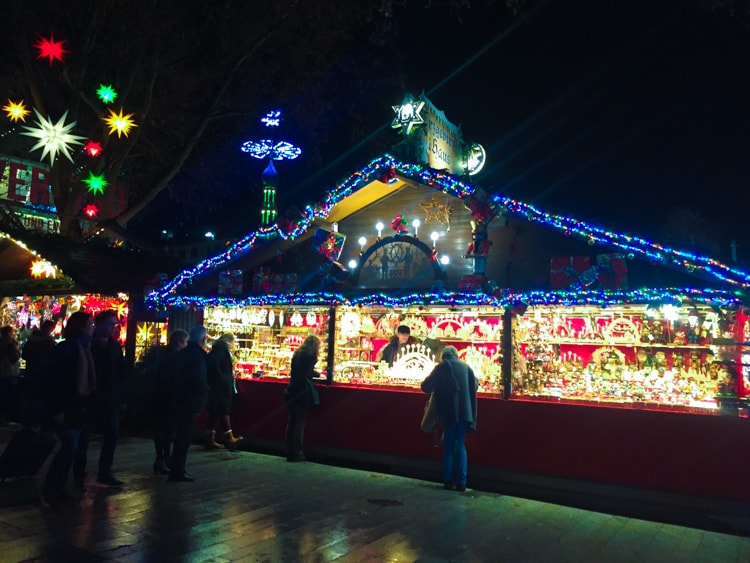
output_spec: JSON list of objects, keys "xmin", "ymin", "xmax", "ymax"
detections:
[{"xmin": 420, "ymin": 393, "xmax": 438, "ymax": 433}]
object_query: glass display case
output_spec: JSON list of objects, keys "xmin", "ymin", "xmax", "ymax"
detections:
[
  {"xmin": 511, "ymin": 302, "xmax": 747, "ymax": 410},
  {"xmin": 204, "ymin": 304, "xmax": 330, "ymax": 379},
  {"xmin": 332, "ymin": 305, "xmax": 504, "ymax": 393}
]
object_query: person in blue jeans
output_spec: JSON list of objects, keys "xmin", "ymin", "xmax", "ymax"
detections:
[{"xmin": 421, "ymin": 345, "xmax": 478, "ymax": 492}]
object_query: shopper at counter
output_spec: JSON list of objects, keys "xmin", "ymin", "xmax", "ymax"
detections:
[
  {"xmin": 205, "ymin": 333, "xmax": 241, "ymax": 450},
  {"xmin": 284, "ymin": 335, "xmax": 322, "ymax": 462},
  {"xmin": 420, "ymin": 345, "xmax": 478, "ymax": 492},
  {"xmin": 168, "ymin": 325, "xmax": 210, "ymax": 482},
  {"xmin": 376, "ymin": 325, "xmax": 419, "ymax": 366}
]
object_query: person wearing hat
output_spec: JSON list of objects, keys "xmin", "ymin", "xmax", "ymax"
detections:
[
  {"xmin": 421, "ymin": 345, "xmax": 478, "ymax": 492},
  {"xmin": 376, "ymin": 325, "xmax": 419, "ymax": 366},
  {"xmin": 205, "ymin": 333, "xmax": 241, "ymax": 450}
]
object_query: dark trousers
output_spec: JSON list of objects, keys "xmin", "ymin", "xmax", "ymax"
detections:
[
  {"xmin": 170, "ymin": 409, "xmax": 198, "ymax": 475},
  {"xmin": 285, "ymin": 402, "xmax": 308, "ymax": 460},
  {"xmin": 153, "ymin": 412, "xmax": 173, "ymax": 461},
  {"xmin": 45, "ymin": 427, "xmax": 81, "ymax": 493},
  {"xmin": 74, "ymin": 407, "xmax": 120, "ymax": 481}
]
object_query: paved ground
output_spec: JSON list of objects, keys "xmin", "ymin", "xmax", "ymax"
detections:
[{"xmin": 1, "ymin": 429, "xmax": 749, "ymax": 562}]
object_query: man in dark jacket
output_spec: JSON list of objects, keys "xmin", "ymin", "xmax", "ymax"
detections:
[
  {"xmin": 376, "ymin": 325, "xmax": 419, "ymax": 366},
  {"xmin": 421, "ymin": 345, "xmax": 478, "ymax": 492},
  {"xmin": 168, "ymin": 325, "xmax": 209, "ymax": 482},
  {"xmin": 74, "ymin": 310, "xmax": 126, "ymax": 488}
]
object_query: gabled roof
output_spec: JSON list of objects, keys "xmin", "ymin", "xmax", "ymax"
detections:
[{"xmin": 150, "ymin": 154, "xmax": 750, "ymax": 308}]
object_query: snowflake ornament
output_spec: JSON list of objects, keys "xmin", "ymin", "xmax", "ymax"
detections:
[{"xmin": 21, "ymin": 109, "xmax": 85, "ymax": 164}]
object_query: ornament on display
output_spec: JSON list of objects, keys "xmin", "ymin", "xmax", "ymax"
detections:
[
  {"xmin": 3, "ymin": 100, "xmax": 30, "ymax": 122},
  {"xmin": 390, "ymin": 215, "xmax": 409, "ymax": 234},
  {"xmin": 34, "ymin": 34, "xmax": 69, "ymax": 65},
  {"xmin": 30, "ymin": 260, "xmax": 57, "ymax": 278},
  {"xmin": 96, "ymin": 84, "xmax": 118, "ymax": 104},
  {"xmin": 104, "ymin": 108, "xmax": 137, "ymax": 137},
  {"xmin": 21, "ymin": 109, "xmax": 85, "ymax": 164}
]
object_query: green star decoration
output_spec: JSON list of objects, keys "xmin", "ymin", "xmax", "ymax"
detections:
[
  {"xmin": 96, "ymin": 84, "xmax": 118, "ymax": 104},
  {"xmin": 20, "ymin": 109, "xmax": 86, "ymax": 165},
  {"xmin": 83, "ymin": 171, "xmax": 109, "ymax": 195}
]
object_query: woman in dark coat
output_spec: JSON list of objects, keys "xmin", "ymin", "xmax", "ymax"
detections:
[
  {"xmin": 205, "ymin": 333, "xmax": 240, "ymax": 450},
  {"xmin": 284, "ymin": 335, "xmax": 322, "ymax": 462},
  {"xmin": 421, "ymin": 345, "xmax": 478, "ymax": 492}
]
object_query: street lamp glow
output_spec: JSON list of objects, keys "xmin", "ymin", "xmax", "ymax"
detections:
[
  {"xmin": 440, "ymin": 255, "xmax": 450, "ymax": 265},
  {"xmin": 376, "ymin": 222, "xmax": 384, "ymax": 239},
  {"xmin": 348, "ymin": 259, "xmax": 358, "ymax": 269},
  {"xmin": 412, "ymin": 218, "xmax": 420, "ymax": 237}
]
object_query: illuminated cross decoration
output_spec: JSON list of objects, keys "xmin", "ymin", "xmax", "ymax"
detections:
[{"xmin": 240, "ymin": 110, "xmax": 302, "ymax": 226}]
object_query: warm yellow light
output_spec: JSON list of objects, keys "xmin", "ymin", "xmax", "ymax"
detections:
[{"xmin": 30, "ymin": 260, "xmax": 57, "ymax": 278}]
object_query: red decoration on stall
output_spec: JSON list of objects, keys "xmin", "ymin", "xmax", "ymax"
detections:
[
  {"xmin": 550, "ymin": 256, "xmax": 591, "ymax": 288},
  {"xmin": 379, "ymin": 165, "xmax": 397, "ymax": 184},
  {"xmin": 596, "ymin": 253, "xmax": 628, "ymax": 289},
  {"xmin": 459, "ymin": 274, "xmax": 486, "ymax": 291},
  {"xmin": 390, "ymin": 214, "xmax": 408, "ymax": 234}
]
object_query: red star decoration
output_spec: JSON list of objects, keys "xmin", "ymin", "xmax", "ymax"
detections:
[
  {"xmin": 34, "ymin": 34, "xmax": 69, "ymax": 65},
  {"xmin": 83, "ymin": 204, "xmax": 99, "ymax": 218},
  {"xmin": 85, "ymin": 140, "xmax": 103, "ymax": 157}
]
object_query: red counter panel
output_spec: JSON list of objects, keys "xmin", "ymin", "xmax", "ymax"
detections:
[{"xmin": 231, "ymin": 379, "xmax": 750, "ymax": 501}]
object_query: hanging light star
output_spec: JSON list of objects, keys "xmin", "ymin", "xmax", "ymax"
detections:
[
  {"xmin": 30, "ymin": 260, "xmax": 57, "ymax": 278},
  {"xmin": 84, "ymin": 140, "xmax": 103, "ymax": 157},
  {"xmin": 34, "ymin": 34, "xmax": 69, "ymax": 65},
  {"xmin": 83, "ymin": 171, "xmax": 108, "ymax": 195},
  {"xmin": 20, "ymin": 109, "xmax": 85, "ymax": 164},
  {"xmin": 83, "ymin": 204, "xmax": 99, "ymax": 218},
  {"xmin": 103, "ymin": 108, "xmax": 137, "ymax": 137},
  {"xmin": 3, "ymin": 100, "xmax": 30, "ymax": 122},
  {"xmin": 96, "ymin": 84, "xmax": 118, "ymax": 104}
]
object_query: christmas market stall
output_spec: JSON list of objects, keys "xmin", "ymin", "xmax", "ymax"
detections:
[{"xmin": 149, "ymin": 100, "xmax": 750, "ymax": 505}]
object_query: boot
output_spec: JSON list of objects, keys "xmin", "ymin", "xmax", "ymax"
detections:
[
  {"xmin": 205, "ymin": 430, "xmax": 221, "ymax": 450},
  {"xmin": 223, "ymin": 430, "xmax": 241, "ymax": 451}
]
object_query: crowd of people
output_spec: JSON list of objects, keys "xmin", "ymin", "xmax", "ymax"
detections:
[{"xmin": 1, "ymin": 319, "xmax": 478, "ymax": 504}]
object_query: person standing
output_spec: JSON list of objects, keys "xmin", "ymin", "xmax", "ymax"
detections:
[
  {"xmin": 0, "ymin": 325, "xmax": 22, "ymax": 424},
  {"xmin": 140, "ymin": 328, "xmax": 189, "ymax": 475},
  {"xmin": 376, "ymin": 325, "xmax": 419, "ymax": 366},
  {"xmin": 205, "ymin": 333, "xmax": 241, "ymax": 450},
  {"xmin": 284, "ymin": 335, "xmax": 322, "ymax": 462},
  {"xmin": 41, "ymin": 312, "xmax": 96, "ymax": 505},
  {"xmin": 420, "ymin": 345, "xmax": 478, "ymax": 492},
  {"xmin": 21, "ymin": 320, "xmax": 57, "ymax": 376},
  {"xmin": 168, "ymin": 325, "xmax": 210, "ymax": 482}
]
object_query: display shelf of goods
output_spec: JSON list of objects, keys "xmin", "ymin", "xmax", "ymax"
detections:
[
  {"xmin": 511, "ymin": 304, "xmax": 740, "ymax": 410},
  {"xmin": 332, "ymin": 305, "xmax": 504, "ymax": 393},
  {"xmin": 205, "ymin": 304, "xmax": 328, "ymax": 380}
]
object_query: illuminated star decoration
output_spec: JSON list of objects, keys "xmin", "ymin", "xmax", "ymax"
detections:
[
  {"xmin": 391, "ymin": 94, "xmax": 425, "ymax": 135},
  {"xmin": 30, "ymin": 260, "xmax": 57, "ymax": 279},
  {"xmin": 137, "ymin": 323, "xmax": 154, "ymax": 342},
  {"xmin": 83, "ymin": 204, "xmax": 99, "ymax": 218},
  {"xmin": 96, "ymin": 84, "xmax": 118, "ymax": 104},
  {"xmin": 34, "ymin": 34, "xmax": 69, "ymax": 65},
  {"xmin": 104, "ymin": 108, "xmax": 137, "ymax": 138},
  {"xmin": 20, "ymin": 109, "xmax": 86, "ymax": 164},
  {"xmin": 261, "ymin": 110, "xmax": 281, "ymax": 127},
  {"xmin": 83, "ymin": 171, "xmax": 108, "ymax": 195},
  {"xmin": 3, "ymin": 100, "xmax": 30, "ymax": 122},
  {"xmin": 84, "ymin": 140, "xmax": 103, "ymax": 157}
]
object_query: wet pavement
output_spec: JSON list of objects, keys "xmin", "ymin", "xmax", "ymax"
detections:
[{"xmin": 1, "ymin": 429, "xmax": 749, "ymax": 562}]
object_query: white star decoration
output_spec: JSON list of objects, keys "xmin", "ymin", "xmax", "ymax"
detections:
[{"xmin": 21, "ymin": 109, "xmax": 86, "ymax": 164}]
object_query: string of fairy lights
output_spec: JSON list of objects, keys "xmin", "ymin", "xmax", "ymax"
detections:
[{"xmin": 149, "ymin": 154, "xmax": 750, "ymax": 311}]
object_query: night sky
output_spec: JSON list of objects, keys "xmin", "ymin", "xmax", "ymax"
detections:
[{"xmin": 242, "ymin": 0, "xmax": 750, "ymax": 263}]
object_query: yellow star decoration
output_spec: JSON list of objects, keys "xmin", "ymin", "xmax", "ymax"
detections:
[
  {"xmin": 3, "ymin": 99, "xmax": 30, "ymax": 122},
  {"xmin": 136, "ymin": 323, "xmax": 154, "ymax": 343},
  {"xmin": 30, "ymin": 260, "xmax": 57, "ymax": 278},
  {"xmin": 104, "ymin": 108, "xmax": 137, "ymax": 138}
]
